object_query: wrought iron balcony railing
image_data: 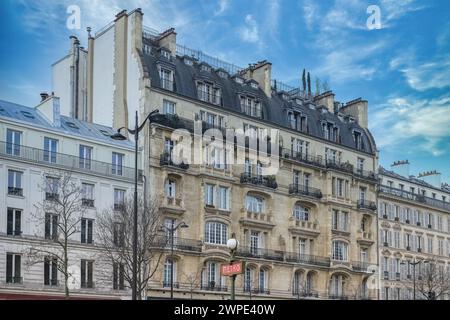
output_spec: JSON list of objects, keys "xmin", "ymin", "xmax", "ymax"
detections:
[
  {"xmin": 281, "ymin": 149, "xmax": 325, "ymax": 168},
  {"xmin": 292, "ymin": 289, "xmax": 319, "ymax": 298},
  {"xmin": 351, "ymin": 261, "xmax": 371, "ymax": 272},
  {"xmin": 160, "ymin": 153, "xmax": 189, "ymax": 170},
  {"xmin": 82, "ymin": 199, "xmax": 95, "ymax": 208},
  {"xmin": 151, "ymin": 236, "xmax": 203, "ymax": 252},
  {"xmin": 0, "ymin": 141, "xmax": 139, "ymax": 182},
  {"xmin": 379, "ymin": 185, "xmax": 450, "ymax": 211},
  {"xmin": 285, "ymin": 253, "xmax": 331, "ymax": 267},
  {"xmin": 6, "ymin": 276, "xmax": 23, "ymax": 284},
  {"xmin": 357, "ymin": 200, "xmax": 377, "ymax": 210},
  {"xmin": 328, "ymin": 294, "xmax": 349, "ymax": 300},
  {"xmin": 289, "ymin": 184, "xmax": 323, "ymax": 199},
  {"xmin": 163, "ymin": 281, "xmax": 180, "ymax": 289},
  {"xmin": 236, "ymin": 247, "xmax": 284, "ymax": 261},
  {"xmin": 200, "ymin": 282, "xmax": 228, "ymax": 292},
  {"xmin": 240, "ymin": 173, "xmax": 278, "ymax": 189},
  {"xmin": 8, "ymin": 187, "xmax": 23, "ymax": 196}
]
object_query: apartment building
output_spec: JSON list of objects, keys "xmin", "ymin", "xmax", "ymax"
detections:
[
  {"xmin": 50, "ymin": 9, "xmax": 380, "ymax": 300},
  {"xmin": 0, "ymin": 98, "xmax": 139, "ymax": 299},
  {"xmin": 378, "ymin": 161, "xmax": 450, "ymax": 300}
]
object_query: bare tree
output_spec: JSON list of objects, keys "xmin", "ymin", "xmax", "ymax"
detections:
[
  {"xmin": 95, "ymin": 196, "xmax": 164, "ymax": 300},
  {"xmin": 182, "ymin": 267, "xmax": 203, "ymax": 300},
  {"xmin": 406, "ymin": 259, "xmax": 450, "ymax": 300},
  {"xmin": 26, "ymin": 171, "xmax": 87, "ymax": 298}
]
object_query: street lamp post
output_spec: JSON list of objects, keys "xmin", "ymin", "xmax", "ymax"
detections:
[
  {"xmin": 401, "ymin": 258, "xmax": 428, "ymax": 300},
  {"xmin": 160, "ymin": 221, "xmax": 189, "ymax": 299},
  {"xmin": 227, "ymin": 234, "xmax": 239, "ymax": 300},
  {"xmin": 111, "ymin": 109, "xmax": 159, "ymax": 300}
]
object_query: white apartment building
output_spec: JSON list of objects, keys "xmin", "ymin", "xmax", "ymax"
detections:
[
  {"xmin": 378, "ymin": 161, "xmax": 450, "ymax": 300},
  {"xmin": 0, "ymin": 97, "xmax": 139, "ymax": 299}
]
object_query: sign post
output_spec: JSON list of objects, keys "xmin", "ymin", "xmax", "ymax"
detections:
[{"xmin": 221, "ymin": 261, "xmax": 245, "ymax": 300}]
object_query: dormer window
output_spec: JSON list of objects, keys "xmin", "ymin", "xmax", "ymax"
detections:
[
  {"xmin": 160, "ymin": 49, "xmax": 171, "ymax": 60},
  {"xmin": 240, "ymin": 95, "xmax": 261, "ymax": 118},
  {"xmin": 197, "ymin": 81, "xmax": 222, "ymax": 105},
  {"xmin": 287, "ymin": 111, "xmax": 307, "ymax": 132},
  {"xmin": 159, "ymin": 67, "xmax": 173, "ymax": 91},
  {"xmin": 233, "ymin": 76, "xmax": 244, "ymax": 84},
  {"xmin": 200, "ymin": 64, "xmax": 211, "ymax": 73},
  {"xmin": 247, "ymin": 81, "xmax": 259, "ymax": 89},
  {"xmin": 183, "ymin": 57, "xmax": 193, "ymax": 66},
  {"xmin": 353, "ymin": 131, "xmax": 364, "ymax": 150},
  {"xmin": 322, "ymin": 121, "xmax": 339, "ymax": 142},
  {"xmin": 217, "ymin": 70, "xmax": 228, "ymax": 79}
]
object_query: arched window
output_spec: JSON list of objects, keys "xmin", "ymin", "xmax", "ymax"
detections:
[
  {"xmin": 163, "ymin": 258, "xmax": 176, "ymax": 287},
  {"xmin": 293, "ymin": 204, "xmax": 309, "ymax": 221},
  {"xmin": 246, "ymin": 194, "xmax": 265, "ymax": 213},
  {"xmin": 332, "ymin": 241, "xmax": 348, "ymax": 261},
  {"xmin": 204, "ymin": 221, "xmax": 228, "ymax": 245},
  {"xmin": 165, "ymin": 178, "xmax": 177, "ymax": 198},
  {"xmin": 293, "ymin": 270, "xmax": 303, "ymax": 295},
  {"xmin": 202, "ymin": 261, "xmax": 226, "ymax": 290},
  {"xmin": 259, "ymin": 269, "xmax": 268, "ymax": 293},
  {"xmin": 244, "ymin": 267, "xmax": 254, "ymax": 292},
  {"xmin": 306, "ymin": 272, "xmax": 314, "ymax": 294}
]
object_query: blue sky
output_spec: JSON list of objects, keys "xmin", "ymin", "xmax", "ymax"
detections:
[{"xmin": 1, "ymin": 0, "xmax": 449, "ymax": 182}]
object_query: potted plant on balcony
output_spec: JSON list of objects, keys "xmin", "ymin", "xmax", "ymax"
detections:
[{"xmin": 266, "ymin": 175, "xmax": 278, "ymax": 189}]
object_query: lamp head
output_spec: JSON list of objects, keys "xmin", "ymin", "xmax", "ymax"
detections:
[
  {"xmin": 179, "ymin": 222, "xmax": 189, "ymax": 229},
  {"xmin": 227, "ymin": 238, "xmax": 238, "ymax": 251},
  {"xmin": 110, "ymin": 130, "xmax": 127, "ymax": 141}
]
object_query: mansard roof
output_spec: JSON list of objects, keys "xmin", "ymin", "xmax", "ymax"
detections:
[
  {"xmin": 0, "ymin": 100, "xmax": 134, "ymax": 149},
  {"xmin": 142, "ymin": 45, "xmax": 376, "ymax": 155}
]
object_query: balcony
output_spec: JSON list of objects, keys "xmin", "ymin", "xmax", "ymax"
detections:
[
  {"xmin": 240, "ymin": 209, "xmax": 275, "ymax": 229},
  {"xmin": 45, "ymin": 192, "xmax": 59, "ymax": 201},
  {"xmin": 356, "ymin": 230, "xmax": 374, "ymax": 246},
  {"xmin": 151, "ymin": 235, "xmax": 203, "ymax": 252},
  {"xmin": 326, "ymin": 160, "xmax": 354, "ymax": 175},
  {"xmin": 6, "ymin": 276, "xmax": 23, "ymax": 284},
  {"xmin": 160, "ymin": 196, "xmax": 185, "ymax": 215},
  {"xmin": 163, "ymin": 281, "xmax": 180, "ymax": 289},
  {"xmin": 285, "ymin": 252, "xmax": 331, "ymax": 267},
  {"xmin": 379, "ymin": 185, "xmax": 450, "ymax": 211},
  {"xmin": 289, "ymin": 184, "xmax": 322, "ymax": 199},
  {"xmin": 288, "ymin": 218, "xmax": 320, "ymax": 237},
  {"xmin": 8, "ymin": 187, "xmax": 23, "ymax": 197},
  {"xmin": 160, "ymin": 153, "xmax": 189, "ymax": 170},
  {"xmin": 357, "ymin": 200, "xmax": 377, "ymax": 211},
  {"xmin": 353, "ymin": 168, "xmax": 378, "ymax": 182},
  {"xmin": 240, "ymin": 173, "xmax": 278, "ymax": 189},
  {"xmin": 0, "ymin": 141, "xmax": 139, "ymax": 182},
  {"xmin": 292, "ymin": 289, "xmax": 319, "ymax": 298},
  {"xmin": 236, "ymin": 247, "xmax": 284, "ymax": 262},
  {"xmin": 201, "ymin": 282, "xmax": 228, "ymax": 292},
  {"xmin": 281, "ymin": 149, "xmax": 325, "ymax": 168},
  {"xmin": 82, "ymin": 199, "xmax": 95, "ymax": 208},
  {"xmin": 252, "ymin": 288, "xmax": 270, "ymax": 295},
  {"xmin": 351, "ymin": 261, "xmax": 371, "ymax": 272}
]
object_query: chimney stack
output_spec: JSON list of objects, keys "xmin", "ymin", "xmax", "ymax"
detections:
[
  {"xmin": 314, "ymin": 91, "xmax": 335, "ymax": 113},
  {"xmin": 158, "ymin": 28, "xmax": 177, "ymax": 57},
  {"xmin": 239, "ymin": 60, "xmax": 272, "ymax": 97},
  {"xmin": 418, "ymin": 170, "xmax": 442, "ymax": 188},
  {"xmin": 391, "ymin": 160, "xmax": 410, "ymax": 178},
  {"xmin": 340, "ymin": 98, "xmax": 368, "ymax": 128}
]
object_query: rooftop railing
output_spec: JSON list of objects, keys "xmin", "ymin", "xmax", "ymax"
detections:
[
  {"xmin": 0, "ymin": 141, "xmax": 140, "ymax": 182},
  {"xmin": 379, "ymin": 185, "xmax": 450, "ymax": 211}
]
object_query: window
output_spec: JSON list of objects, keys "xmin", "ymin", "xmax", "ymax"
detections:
[
  {"xmin": 81, "ymin": 219, "xmax": 94, "ymax": 244},
  {"xmin": 113, "ymin": 223, "xmax": 124, "ymax": 247},
  {"xmin": 293, "ymin": 204, "xmax": 309, "ymax": 221},
  {"xmin": 159, "ymin": 68, "xmax": 173, "ymax": 90},
  {"xmin": 250, "ymin": 231, "xmax": 261, "ymax": 254},
  {"xmin": 163, "ymin": 100, "xmax": 176, "ymax": 115},
  {"xmin": 330, "ymin": 274, "xmax": 346, "ymax": 297},
  {"xmin": 259, "ymin": 269, "xmax": 267, "ymax": 292},
  {"xmin": 405, "ymin": 233, "xmax": 411, "ymax": 249},
  {"xmin": 45, "ymin": 213, "xmax": 58, "ymax": 240},
  {"xmin": 79, "ymin": 145, "xmax": 92, "ymax": 170},
  {"xmin": 244, "ymin": 267, "xmax": 253, "ymax": 292},
  {"xmin": 6, "ymin": 129, "xmax": 21, "ymax": 156},
  {"xmin": 163, "ymin": 258, "xmax": 176, "ymax": 287},
  {"xmin": 323, "ymin": 122, "xmax": 339, "ymax": 142},
  {"xmin": 438, "ymin": 239, "xmax": 444, "ymax": 256},
  {"xmin": 428, "ymin": 237, "xmax": 433, "ymax": 254},
  {"xmin": 161, "ymin": 49, "xmax": 170, "ymax": 59},
  {"xmin": 204, "ymin": 221, "xmax": 228, "ymax": 245},
  {"xmin": 357, "ymin": 158, "xmax": 364, "ymax": 172},
  {"xmin": 164, "ymin": 138, "xmax": 174, "ymax": 155},
  {"xmin": 197, "ymin": 82, "xmax": 221, "ymax": 105},
  {"xmin": 44, "ymin": 257, "xmax": 58, "ymax": 286},
  {"xmin": 437, "ymin": 216, "xmax": 443, "ymax": 231},
  {"xmin": 114, "ymin": 189, "xmax": 125, "ymax": 210},
  {"xmin": 240, "ymin": 95, "xmax": 262, "ymax": 118},
  {"xmin": 82, "ymin": 183, "xmax": 94, "ymax": 207},
  {"xmin": 80, "ymin": 260, "xmax": 94, "ymax": 288},
  {"xmin": 6, "ymin": 253, "xmax": 22, "ymax": 284},
  {"xmin": 360, "ymin": 248, "xmax": 368, "ymax": 263},
  {"xmin": 332, "ymin": 177, "xmax": 348, "ymax": 198},
  {"xmin": 218, "ymin": 186, "xmax": 230, "ymax": 210},
  {"xmin": 359, "ymin": 187, "xmax": 366, "ymax": 202},
  {"xmin": 113, "ymin": 262, "xmax": 125, "ymax": 290},
  {"xmin": 246, "ymin": 195, "xmax": 264, "ymax": 213},
  {"xmin": 112, "ymin": 152, "xmax": 123, "ymax": 176},
  {"xmin": 332, "ymin": 210, "xmax": 348, "ymax": 232},
  {"xmin": 43, "ymin": 137, "xmax": 58, "ymax": 163},
  {"xmin": 165, "ymin": 179, "xmax": 177, "ymax": 198},
  {"xmin": 291, "ymin": 138, "xmax": 309, "ymax": 157},
  {"xmin": 204, "ymin": 261, "xmax": 225, "ymax": 289},
  {"xmin": 326, "ymin": 148, "xmax": 341, "ymax": 164},
  {"xmin": 332, "ymin": 241, "xmax": 348, "ymax": 261},
  {"xmin": 8, "ymin": 170, "xmax": 23, "ymax": 196},
  {"xmin": 245, "ymin": 158, "xmax": 252, "ymax": 175},
  {"xmin": 353, "ymin": 131, "xmax": 363, "ymax": 149},
  {"xmin": 204, "ymin": 184, "xmax": 215, "ymax": 207},
  {"xmin": 288, "ymin": 112, "xmax": 307, "ymax": 132},
  {"xmin": 7, "ymin": 208, "xmax": 22, "ymax": 236}
]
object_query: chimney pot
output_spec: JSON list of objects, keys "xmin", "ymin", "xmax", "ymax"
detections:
[{"xmin": 40, "ymin": 92, "xmax": 49, "ymax": 102}]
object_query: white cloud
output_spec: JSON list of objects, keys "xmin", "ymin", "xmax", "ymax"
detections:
[
  {"xmin": 214, "ymin": 0, "xmax": 229, "ymax": 16},
  {"xmin": 401, "ymin": 57, "xmax": 450, "ymax": 91},
  {"xmin": 239, "ymin": 14, "xmax": 259, "ymax": 44},
  {"xmin": 370, "ymin": 95, "xmax": 450, "ymax": 156},
  {"xmin": 380, "ymin": 0, "xmax": 427, "ymax": 28},
  {"xmin": 302, "ymin": 0, "xmax": 317, "ymax": 30}
]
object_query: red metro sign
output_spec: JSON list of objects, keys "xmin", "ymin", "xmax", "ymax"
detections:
[{"xmin": 221, "ymin": 261, "xmax": 245, "ymax": 276}]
